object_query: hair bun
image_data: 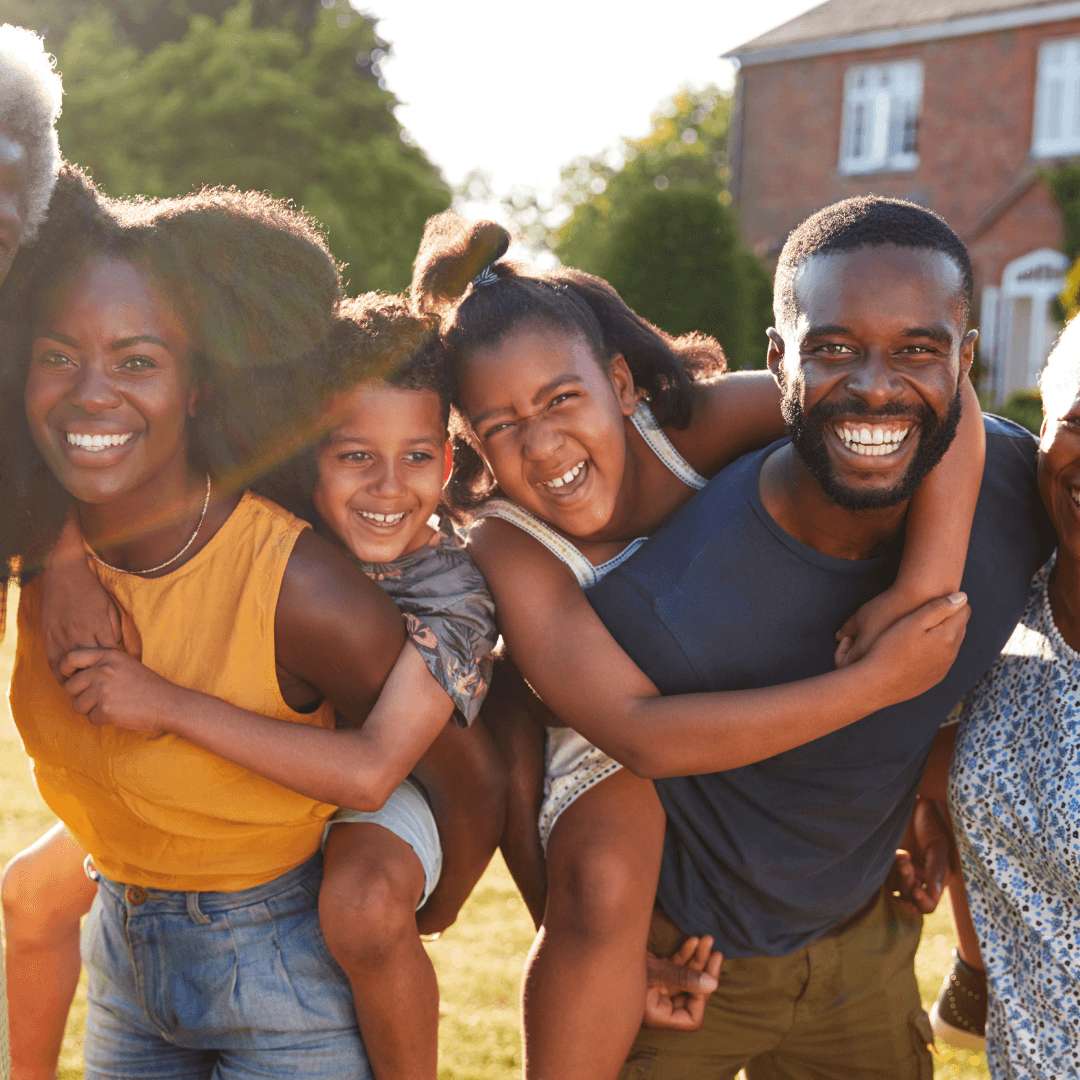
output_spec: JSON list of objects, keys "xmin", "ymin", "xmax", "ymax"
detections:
[{"xmin": 411, "ymin": 211, "xmax": 510, "ymax": 314}]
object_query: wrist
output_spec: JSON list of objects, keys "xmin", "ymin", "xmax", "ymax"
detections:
[{"xmin": 156, "ymin": 683, "xmax": 195, "ymax": 736}]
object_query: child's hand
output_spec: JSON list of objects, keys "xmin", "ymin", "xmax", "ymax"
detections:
[
  {"xmin": 859, "ymin": 593, "xmax": 971, "ymax": 707},
  {"xmin": 59, "ymin": 648, "xmax": 181, "ymax": 734},
  {"xmin": 643, "ymin": 934, "xmax": 723, "ymax": 1031},
  {"xmin": 888, "ymin": 797, "xmax": 954, "ymax": 916},
  {"xmin": 835, "ymin": 587, "xmax": 919, "ymax": 669}
]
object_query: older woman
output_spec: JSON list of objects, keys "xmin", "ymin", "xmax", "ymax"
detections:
[{"xmin": 946, "ymin": 319, "xmax": 1080, "ymax": 1077}]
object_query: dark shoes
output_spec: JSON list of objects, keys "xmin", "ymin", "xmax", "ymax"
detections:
[{"xmin": 929, "ymin": 950, "xmax": 987, "ymax": 1050}]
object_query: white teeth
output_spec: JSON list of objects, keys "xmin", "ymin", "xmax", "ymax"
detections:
[
  {"xmin": 1071, "ymin": 490, "xmax": 1080, "ymax": 510},
  {"xmin": 543, "ymin": 462, "xmax": 585, "ymax": 490},
  {"xmin": 833, "ymin": 425, "xmax": 910, "ymax": 457},
  {"xmin": 359, "ymin": 510, "xmax": 405, "ymax": 525},
  {"xmin": 65, "ymin": 432, "xmax": 134, "ymax": 451}
]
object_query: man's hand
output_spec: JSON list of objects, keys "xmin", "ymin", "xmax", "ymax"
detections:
[
  {"xmin": 59, "ymin": 648, "xmax": 182, "ymax": 734},
  {"xmin": 643, "ymin": 935, "xmax": 723, "ymax": 1031},
  {"xmin": 888, "ymin": 796, "xmax": 954, "ymax": 915}
]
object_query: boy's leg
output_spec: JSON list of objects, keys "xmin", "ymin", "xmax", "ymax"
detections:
[
  {"xmin": 320, "ymin": 819, "xmax": 437, "ymax": 1080},
  {"xmin": 3, "ymin": 823, "xmax": 97, "ymax": 1080},
  {"xmin": 523, "ymin": 768, "xmax": 665, "ymax": 1080}
]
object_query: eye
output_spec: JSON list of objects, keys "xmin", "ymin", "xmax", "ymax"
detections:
[
  {"xmin": 36, "ymin": 349, "xmax": 75, "ymax": 368},
  {"xmin": 482, "ymin": 421, "xmax": 513, "ymax": 439},
  {"xmin": 338, "ymin": 450, "xmax": 372, "ymax": 464},
  {"xmin": 120, "ymin": 354, "xmax": 158, "ymax": 371},
  {"xmin": 814, "ymin": 343, "xmax": 857, "ymax": 356},
  {"xmin": 550, "ymin": 391, "xmax": 580, "ymax": 406},
  {"xmin": 404, "ymin": 451, "xmax": 435, "ymax": 465}
]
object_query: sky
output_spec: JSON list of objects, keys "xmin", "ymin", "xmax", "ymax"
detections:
[{"xmin": 355, "ymin": 0, "xmax": 824, "ymax": 211}]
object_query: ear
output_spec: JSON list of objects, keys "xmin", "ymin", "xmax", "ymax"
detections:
[
  {"xmin": 766, "ymin": 328, "xmax": 785, "ymax": 387},
  {"xmin": 608, "ymin": 353, "xmax": 638, "ymax": 417},
  {"xmin": 960, "ymin": 329, "xmax": 977, "ymax": 379},
  {"xmin": 187, "ymin": 386, "xmax": 200, "ymax": 418}
]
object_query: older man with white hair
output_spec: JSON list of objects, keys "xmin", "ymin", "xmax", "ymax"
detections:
[{"xmin": 0, "ymin": 23, "xmax": 62, "ymax": 1080}]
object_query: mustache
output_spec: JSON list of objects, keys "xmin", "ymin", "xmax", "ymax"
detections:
[{"xmin": 806, "ymin": 398, "xmax": 934, "ymax": 424}]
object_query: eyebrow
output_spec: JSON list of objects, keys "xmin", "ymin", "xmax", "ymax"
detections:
[
  {"xmin": 471, "ymin": 373, "xmax": 584, "ymax": 428},
  {"xmin": 33, "ymin": 330, "xmax": 172, "ymax": 353},
  {"xmin": 326, "ymin": 432, "xmax": 442, "ymax": 446},
  {"xmin": 802, "ymin": 324, "xmax": 954, "ymax": 346}
]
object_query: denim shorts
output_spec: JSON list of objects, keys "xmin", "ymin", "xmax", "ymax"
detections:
[
  {"xmin": 80, "ymin": 852, "xmax": 372, "ymax": 1080},
  {"xmin": 325, "ymin": 777, "xmax": 443, "ymax": 909}
]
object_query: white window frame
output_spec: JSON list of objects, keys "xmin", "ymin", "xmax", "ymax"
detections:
[
  {"xmin": 1032, "ymin": 36, "xmax": 1080, "ymax": 158},
  {"xmin": 838, "ymin": 60, "xmax": 923, "ymax": 175}
]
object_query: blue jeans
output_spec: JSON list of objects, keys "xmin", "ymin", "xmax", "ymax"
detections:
[{"xmin": 80, "ymin": 852, "xmax": 372, "ymax": 1079}]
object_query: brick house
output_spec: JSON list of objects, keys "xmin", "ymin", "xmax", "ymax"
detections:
[{"xmin": 725, "ymin": 0, "xmax": 1080, "ymax": 401}]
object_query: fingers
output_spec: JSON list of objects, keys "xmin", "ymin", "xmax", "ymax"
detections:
[
  {"xmin": 59, "ymin": 648, "xmax": 109, "ymax": 679},
  {"xmin": 915, "ymin": 592, "xmax": 968, "ymax": 631},
  {"xmin": 834, "ymin": 636, "xmax": 854, "ymax": 668}
]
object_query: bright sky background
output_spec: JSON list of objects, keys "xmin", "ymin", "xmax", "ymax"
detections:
[{"xmin": 355, "ymin": 0, "xmax": 823, "ymax": 210}]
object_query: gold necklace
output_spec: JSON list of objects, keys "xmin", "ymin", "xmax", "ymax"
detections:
[{"xmin": 86, "ymin": 474, "xmax": 212, "ymax": 575}]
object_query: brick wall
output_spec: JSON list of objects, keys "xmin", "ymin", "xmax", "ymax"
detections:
[{"xmin": 732, "ymin": 17, "xmax": 1080, "ymax": 296}]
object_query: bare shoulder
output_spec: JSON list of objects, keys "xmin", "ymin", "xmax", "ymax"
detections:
[
  {"xmin": 277, "ymin": 527, "xmax": 403, "ymax": 643},
  {"xmin": 664, "ymin": 371, "xmax": 783, "ymax": 477},
  {"xmin": 466, "ymin": 516, "xmax": 577, "ymax": 586}
]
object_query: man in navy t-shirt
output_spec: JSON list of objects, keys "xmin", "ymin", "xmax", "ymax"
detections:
[{"xmin": 590, "ymin": 197, "xmax": 1054, "ymax": 1079}]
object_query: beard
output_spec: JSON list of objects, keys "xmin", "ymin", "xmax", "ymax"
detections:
[{"xmin": 781, "ymin": 381, "xmax": 964, "ymax": 511}]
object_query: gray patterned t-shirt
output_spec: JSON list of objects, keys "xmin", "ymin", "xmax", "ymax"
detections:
[{"xmin": 358, "ymin": 525, "xmax": 497, "ymax": 726}]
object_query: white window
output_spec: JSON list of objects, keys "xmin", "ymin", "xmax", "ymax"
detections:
[
  {"xmin": 1033, "ymin": 37, "xmax": 1080, "ymax": 157},
  {"xmin": 838, "ymin": 60, "xmax": 923, "ymax": 174}
]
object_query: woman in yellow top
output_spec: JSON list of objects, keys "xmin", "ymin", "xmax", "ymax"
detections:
[{"xmin": 0, "ymin": 172, "xmax": 471, "ymax": 1080}]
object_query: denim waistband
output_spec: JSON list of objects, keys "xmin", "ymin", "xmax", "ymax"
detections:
[{"xmin": 93, "ymin": 850, "xmax": 323, "ymax": 914}]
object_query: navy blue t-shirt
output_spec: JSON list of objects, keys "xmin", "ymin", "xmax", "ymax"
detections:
[{"xmin": 586, "ymin": 415, "xmax": 1054, "ymax": 958}]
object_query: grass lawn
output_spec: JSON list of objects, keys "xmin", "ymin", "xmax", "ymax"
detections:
[{"xmin": 0, "ymin": 591, "xmax": 988, "ymax": 1078}]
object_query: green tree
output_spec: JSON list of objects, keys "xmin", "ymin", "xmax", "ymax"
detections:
[
  {"xmin": 2, "ymin": 0, "xmax": 450, "ymax": 292},
  {"xmin": 516, "ymin": 87, "xmax": 772, "ymax": 369},
  {"xmin": 593, "ymin": 185, "xmax": 770, "ymax": 370}
]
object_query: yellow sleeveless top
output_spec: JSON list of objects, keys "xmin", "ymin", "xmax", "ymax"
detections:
[{"xmin": 10, "ymin": 492, "xmax": 338, "ymax": 892}]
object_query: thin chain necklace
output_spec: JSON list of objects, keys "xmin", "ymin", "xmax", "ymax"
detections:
[{"xmin": 87, "ymin": 474, "xmax": 212, "ymax": 576}]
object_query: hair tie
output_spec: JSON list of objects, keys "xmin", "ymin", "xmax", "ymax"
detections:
[{"xmin": 472, "ymin": 265, "xmax": 500, "ymax": 288}]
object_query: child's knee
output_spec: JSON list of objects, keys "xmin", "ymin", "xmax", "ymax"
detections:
[
  {"xmin": 319, "ymin": 847, "xmax": 424, "ymax": 965},
  {"xmin": 548, "ymin": 841, "xmax": 644, "ymax": 935},
  {"xmin": 2, "ymin": 847, "xmax": 86, "ymax": 938}
]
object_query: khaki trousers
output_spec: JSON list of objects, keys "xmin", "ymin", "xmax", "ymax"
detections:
[{"xmin": 620, "ymin": 889, "xmax": 933, "ymax": 1080}]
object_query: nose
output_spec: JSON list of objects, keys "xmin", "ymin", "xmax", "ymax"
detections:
[
  {"xmin": 369, "ymin": 459, "xmax": 407, "ymax": 497},
  {"xmin": 69, "ymin": 362, "xmax": 124, "ymax": 414},
  {"xmin": 843, "ymin": 350, "xmax": 905, "ymax": 408},
  {"xmin": 520, "ymin": 415, "xmax": 565, "ymax": 462}
]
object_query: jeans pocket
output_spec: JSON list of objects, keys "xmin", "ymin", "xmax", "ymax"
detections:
[{"xmin": 908, "ymin": 1008, "xmax": 935, "ymax": 1080}]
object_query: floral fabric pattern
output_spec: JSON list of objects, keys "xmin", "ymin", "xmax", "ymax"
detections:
[
  {"xmin": 358, "ymin": 527, "xmax": 497, "ymax": 727},
  {"xmin": 951, "ymin": 556, "xmax": 1080, "ymax": 1079}
]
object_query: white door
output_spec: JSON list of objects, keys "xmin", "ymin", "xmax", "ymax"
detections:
[{"xmin": 985, "ymin": 249, "xmax": 1068, "ymax": 403}]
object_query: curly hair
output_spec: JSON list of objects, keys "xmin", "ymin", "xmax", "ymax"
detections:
[
  {"xmin": 0, "ymin": 167, "xmax": 347, "ymax": 573},
  {"xmin": 0, "ymin": 25, "xmax": 62, "ymax": 242},
  {"xmin": 255, "ymin": 291, "xmax": 451, "ymax": 525},
  {"xmin": 410, "ymin": 211, "xmax": 727, "ymax": 513},
  {"xmin": 1040, "ymin": 316, "xmax": 1080, "ymax": 421},
  {"xmin": 774, "ymin": 196, "xmax": 974, "ymax": 332}
]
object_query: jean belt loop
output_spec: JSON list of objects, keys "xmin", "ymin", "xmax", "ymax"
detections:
[{"xmin": 186, "ymin": 891, "xmax": 212, "ymax": 925}]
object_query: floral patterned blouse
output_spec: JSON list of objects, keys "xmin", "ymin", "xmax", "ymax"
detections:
[
  {"xmin": 951, "ymin": 556, "xmax": 1080, "ymax": 1079},
  {"xmin": 358, "ymin": 524, "xmax": 497, "ymax": 726}
]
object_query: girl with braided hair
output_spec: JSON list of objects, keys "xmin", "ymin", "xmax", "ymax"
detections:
[
  {"xmin": 0, "ymin": 175, "xmax": 501, "ymax": 1079},
  {"xmin": 412, "ymin": 212, "xmax": 984, "ymax": 1079}
]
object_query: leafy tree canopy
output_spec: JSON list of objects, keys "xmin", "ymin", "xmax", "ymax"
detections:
[
  {"xmin": 0, "ymin": 0, "xmax": 450, "ymax": 292},
  {"xmin": 502, "ymin": 87, "xmax": 772, "ymax": 369}
]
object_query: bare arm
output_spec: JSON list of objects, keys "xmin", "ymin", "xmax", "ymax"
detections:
[
  {"xmin": 469, "ymin": 518, "xmax": 970, "ymax": 779},
  {"xmin": 666, "ymin": 370, "xmax": 785, "ymax": 478},
  {"xmin": 39, "ymin": 511, "xmax": 129, "ymax": 680},
  {"xmin": 61, "ymin": 530, "xmax": 451, "ymax": 811}
]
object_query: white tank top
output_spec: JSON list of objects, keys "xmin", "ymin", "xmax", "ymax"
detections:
[{"xmin": 473, "ymin": 402, "xmax": 707, "ymax": 588}]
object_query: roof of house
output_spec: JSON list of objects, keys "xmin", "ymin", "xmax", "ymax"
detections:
[{"xmin": 728, "ymin": 0, "xmax": 1080, "ymax": 65}]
